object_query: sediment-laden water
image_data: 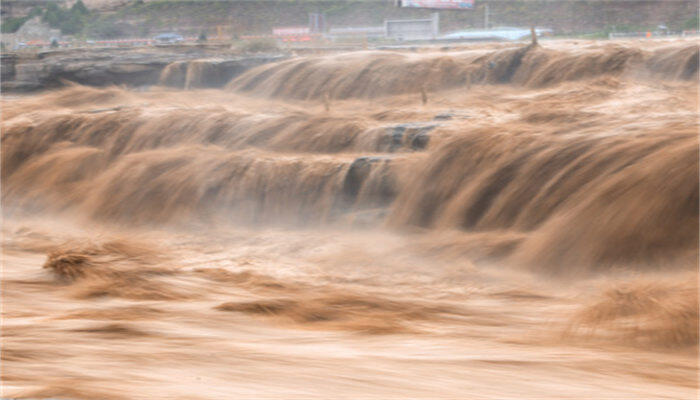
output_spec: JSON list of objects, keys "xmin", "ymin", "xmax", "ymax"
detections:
[{"xmin": 2, "ymin": 39, "xmax": 698, "ymax": 399}]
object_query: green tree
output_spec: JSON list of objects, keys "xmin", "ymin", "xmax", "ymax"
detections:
[
  {"xmin": 42, "ymin": 3, "xmax": 65, "ymax": 28},
  {"xmin": 71, "ymin": 0, "xmax": 89, "ymax": 16},
  {"xmin": 0, "ymin": 6, "xmax": 43, "ymax": 33},
  {"xmin": 28, "ymin": 7, "xmax": 43, "ymax": 18},
  {"xmin": 1, "ymin": 17, "xmax": 29, "ymax": 33},
  {"xmin": 41, "ymin": 1, "xmax": 90, "ymax": 35},
  {"xmin": 59, "ymin": 12, "xmax": 84, "ymax": 35},
  {"xmin": 682, "ymin": 14, "xmax": 699, "ymax": 31}
]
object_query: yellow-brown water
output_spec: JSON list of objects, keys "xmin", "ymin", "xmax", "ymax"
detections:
[{"xmin": 2, "ymin": 40, "xmax": 698, "ymax": 399}]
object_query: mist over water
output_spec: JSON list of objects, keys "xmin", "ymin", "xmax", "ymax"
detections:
[{"xmin": 2, "ymin": 40, "xmax": 698, "ymax": 399}]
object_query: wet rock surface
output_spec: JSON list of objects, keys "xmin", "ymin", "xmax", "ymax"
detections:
[
  {"xmin": 1, "ymin": 46, "xmax": 286, "ymax": 92},
  {"xmin": 378, "ymin": 123, "xmax": 437, "ymax": 152}
]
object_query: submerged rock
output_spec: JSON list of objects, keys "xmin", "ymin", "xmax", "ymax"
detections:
[{"xmin": 378, "ymin": 123, "xmax": 437, "ymax": 152}]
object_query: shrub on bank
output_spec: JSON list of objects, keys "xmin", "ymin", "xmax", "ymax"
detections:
[{"xmin": 236, "ymin": 38, "xmax": 280, "ymax": 53}]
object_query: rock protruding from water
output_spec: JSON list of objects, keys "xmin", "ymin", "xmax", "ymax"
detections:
[{"xmin": 378, "ymin": 123, "xmax": 436, "ymax": 152}]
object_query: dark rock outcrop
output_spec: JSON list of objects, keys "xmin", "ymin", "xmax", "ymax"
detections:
[{"xmin": 1, "ymin": 46, "xmax": 286, "ymax": 92}]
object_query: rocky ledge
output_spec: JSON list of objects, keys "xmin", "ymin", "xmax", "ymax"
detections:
[{"xmin": 1, "ymin": 44, "xmax": 286, "ymax": 92}]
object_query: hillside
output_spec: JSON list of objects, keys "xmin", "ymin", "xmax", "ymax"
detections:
[{"xmin": 3, "ymin": 0, "xmax": 698, "ymax": 39}]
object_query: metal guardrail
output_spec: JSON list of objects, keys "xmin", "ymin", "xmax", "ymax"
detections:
[
  {"xmin": 607, "ymin": 31, "xmax": 688, "ymax": 39},
  {"xmin": 240, "ymin": 33, "xmax": 322, "ymax": 42},
  {"xmin": 11, "ymin": 37, "xmax": 200, "ymax": 50}
]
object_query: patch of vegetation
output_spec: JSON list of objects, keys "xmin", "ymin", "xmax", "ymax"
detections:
[
  {"xmin": 236, "ymin": 38, "xmax": 280, "ymax": 53},
  {"xmin": 0, "ymin": 0, "xmax": 91, "ymax": 35},
  {"xmin": 1, "ymin": 7, "xmax": 42, "ymax": 33},
  {"xmin": 579, "ymin": 31, "xmax": 611, "ymax": 40},
  {"xmin": 1, "ymin": 16, "xmax": 30, "ymax": 33},
  {"xmin": 682, "ymin": 14, "xmax": 699, "ymax": 31},
  {"xmin": 84, "ymin": 17, "xmax": 136, "ymax": 39},
  {"xmin": 43, "ymin": 0, "xmax": 90, "ymax": 35}
]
